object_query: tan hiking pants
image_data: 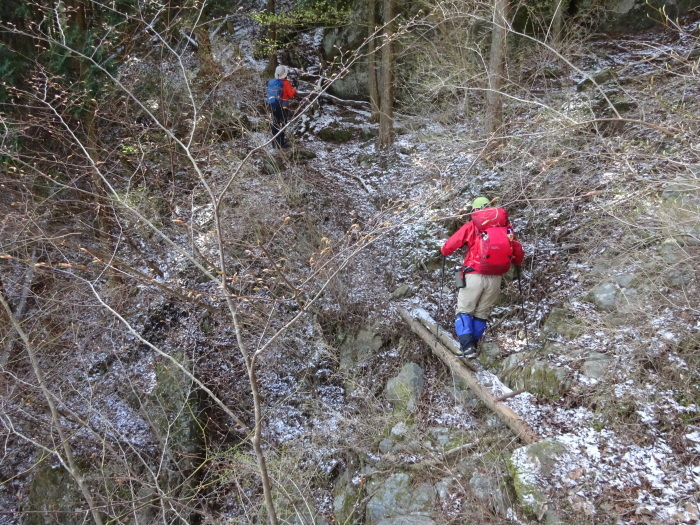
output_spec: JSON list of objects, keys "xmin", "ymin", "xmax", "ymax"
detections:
[{"xmin": 456, "ymin": 273, "xmax": 502, "ymax": 320}]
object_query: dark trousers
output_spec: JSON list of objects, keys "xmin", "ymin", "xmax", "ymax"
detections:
[{"xmin": 269, "ymin": 102, "xmax": 287, "ymax": 148}]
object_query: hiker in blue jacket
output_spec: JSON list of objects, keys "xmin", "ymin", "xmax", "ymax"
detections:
[{"xmin": 265, "ymin": 65, "xmax": 297, "ymax": 149}]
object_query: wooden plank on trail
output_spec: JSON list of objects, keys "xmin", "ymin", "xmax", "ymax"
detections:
[{"xmin": 397, "ymin": 306, "xmax": 540, "ymax": 445}]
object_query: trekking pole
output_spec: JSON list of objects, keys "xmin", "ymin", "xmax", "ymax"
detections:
[
  {"xmin": 516, "ymin": 266, "xmax": 529, "ymax": 347},
  {"xmin": 436, "ymin": 256, "xmax": 446, "ymax": 347}
]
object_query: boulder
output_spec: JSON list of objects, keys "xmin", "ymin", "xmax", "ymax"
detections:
[
  {"xmin": 662, "ymin": 180, "xmax": 700, "ymax": 211},
  {"xmin": 590, "ymin": 283, "xmax": 618, "ymax": 311},
  {"xmin": 333, "ymin": 470, "xmax": 364, "ymax": 525},
  {"xmin": 601, "ymin": 0, "xmax": 700, "ymax": 32},
  {"xmin": 22, "ymin": 465, "xmax": 86, "ymax": 525},
  {"xmin": 340, "ymin": 322, "xmax": 384, "ymax": 370},
  {"xmin": 384, "ymin": 362, "xmax": 424, "ymax": 413},
  {"xmin": 581, "ymin": 352, "xmax": 613, "ymax": 379},
  {"xmin": 147, "ymin": 352, "xmax": 202, "ymax": 473},
  {"xmin": 390, "ymin": 284, "xmax": 414, "ymax": 299},
  {"xmin": 469, "ymin": 471, "xmax": 513, "ymax": 517},
  {"xmin": 366, "ymin": 473, "xmax": 436, "ymax": 524},
  {"xmin": 318, "ymin": 125, "xmax": 356, "ymax": 143},
  {"xmin": 321, "ymin": 1, "xmax": 370, "ymax": 100},
  {"xmin": 576, "ymin": 69, "xmax": 615, "ymax": 91},
  {"xmin": 508, "ymin": 440, "xmax": 568, "ymax": 521},
  {"xmin": 501, "ymin": 354, "xmax": 571, "ymax": 399},
  {"xmin": 543, "ymin": 307, "xmax": 585, "ymax": 339}
]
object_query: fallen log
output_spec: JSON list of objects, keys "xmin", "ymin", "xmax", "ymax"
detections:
[
  {"xmin": 397, "ymin": 306, "xmax": 540, "ymax": 445},
  {"xmin": 295, "ymin": 90, "xmax": 371, "ymax": 110}
]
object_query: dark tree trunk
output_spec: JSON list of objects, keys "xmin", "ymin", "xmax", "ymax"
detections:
[
  {"xmin": 265, "ymin": 0, "xmax": 278, "ymax": 77},
  {"xmin": 485, "ymin": 0, "xmax": 509, "ymax": 139},
  {"xmin": 377, "ymin": 0, "xmax": 395, "ymax": 149},
  {"xmin": 368, "ymin": 0, "xmax": 380, "ymax": 123}
]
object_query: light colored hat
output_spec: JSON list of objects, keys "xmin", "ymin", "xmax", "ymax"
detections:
[
  {"xmin": 275, "ymin": 65, "xmax": 289, "ymax": 79},
  {"xmin": 471, "ymin": 196, "xmax": 490, "ymax": 210}
]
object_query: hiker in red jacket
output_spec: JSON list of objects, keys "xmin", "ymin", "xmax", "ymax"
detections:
[
  {"xmin": 441, "ymin": 197, "xmax": 524, "ymax": 358},
  {"xmin": 265, "ymin": 65, "xmax": 297, "ymax": 149}
]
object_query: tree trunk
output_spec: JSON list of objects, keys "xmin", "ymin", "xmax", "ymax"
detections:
[
  {"xmin": 368, "ymin": 0, "xmax": 380, "ymax": 123},
  {"xmin": 551, "ymin": 0, "xmax": 567, "ymax": 45},
  {"xmin": 377, "ymin": 0, "xmax": 395, "ymax": 149},
  {"xmin": 194, "ymin": 26, "xmax": 220, "ymax": 83},
  {"xmin": 398, "ymin": 307, "xmax": 540, "ymax": 445},
  {"xmin": 485, "ymin": 0, "xmax": 509, "ymax": 138},
  {"xmin": 68, "ymin": 1, "xmax": 120, "ymax": 283},
  {"xmin": 265, "ymin": 0, "xmax": 278, "ymax": 77},
  {"xmin": 84, "ymin": 107, "xmax": 121, "ymax": 285}
]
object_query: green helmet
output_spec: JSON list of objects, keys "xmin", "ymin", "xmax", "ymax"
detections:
[{"xmin": 471, "ymin": 197, "xmax": 490, "ymax": 210}]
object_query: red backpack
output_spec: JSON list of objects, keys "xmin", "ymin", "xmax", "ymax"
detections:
[{"xmin": 471, "ymin": 207, "xmax": 515, "ymax": 275}]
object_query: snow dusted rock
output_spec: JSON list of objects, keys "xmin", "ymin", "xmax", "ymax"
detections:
[
  {"xmin": 390, "ymin": 284, "xmax": 414, "ymax": 299},
  {"xmin": 662, "ymin": 179, "xmax": 700, "ymax": 212},
  {"xmin": 378, "ymin": 438, "xmax": 395, "ymax": 453},
  {"xmin": 500, "ymin": 354, "xmax": 571, "ymax": 399},
  {"xmin": 375, "ymin": 517, "xmax": 437, "ymax": 525},
  {"xmin": 390, "ymin": 421, "xmax": 410, "ymax": 439},
  {"xmin": 469, "ymin": 471, "xmax": 513, "ymax": 518},
  {"xmin": 333, "ymin": 469, "xmax": 364, "ymax": 525},
  {"xmin": 365, "ymin": 473, "xmax": 436, "ymax": 524},
  {"xmin": 507, "ymin": 440, "xmax": 568, "ymax": 523},
  {"xmin": 590, "ymin": 283, "xmax": 618, "ymax": 310},
  {"xmin": 384, "ymin": 362, "xmax": 424, "ymax": 413},
  {"xmin": 339, "ymin": 322, "xmax": 384, "ymax": 371},
  {"xmin": 542, "ymin": 307, "xmax": 585, "ymax": 339},
  {"xmin": 581, "ymin": 352, "xmax": 613, "ymax": 379}
]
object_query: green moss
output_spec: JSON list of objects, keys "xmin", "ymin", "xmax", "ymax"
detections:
[
  {"xmin": 24, "ymin": 464, "xmax": 84, "ymax": 525},
  {"xmin": 508, "ymin": 440, "xmax": 567, "ymax": 519},
  {"xmin": 318, "ymin": 126, "xmax": 355, "ymax": 143},
  {"xmin": 500, "ymin": 357, "xmax": 571, "ymax": 400}
]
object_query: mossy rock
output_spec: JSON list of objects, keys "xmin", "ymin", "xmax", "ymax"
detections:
[
  {"xmin": 476, "ymin": 341, "xmax": 501, "ymax": 368},
  {"xmin": 333, "ymin": 469, "xmax": 364, "ymax": 524},
  {"xmin": 208, "ymin": 108, "xmax": 251, "ymax": 141},
  {"xmin": 143, "ymin": 351, "xmax": 204, "ymax": 505},
  {"xmin": 318, "ymin": 126, "xmax": 355, "ymax": 143},
  {"xmin": 542, "ymin": 307, "xmax": 585, "ymax": 339},
  {"xmin": 500, "ymin": 355, "xmax": 571, "ymax": 399},
  {"xmin": 339, "ymin": 322, "xmax": 384, "ymax": 371},
  {"xmin": 262, "ymin": 156, "xmax": 283, "ymax": 175},
  {"xmin": 365, "ymin": 472, "xmax": 436, "ymax": 524},
  {"xmin": 290, "ymin": 148, "xmax": 317, "ymax": 161},
  {"xmin": 508, "ymin": 440, "xmax": 568, "ymax": 520},
  {"xmin": 384, "ymin": 362, "xmax": 424, "ymax": 413},
  {"xmin": 425, "ymin": 426, "xmax": 470, "ymax": 451},
  {"xmin": 23, "ymin": 465, "xmax": 84, "ymax": 525}
]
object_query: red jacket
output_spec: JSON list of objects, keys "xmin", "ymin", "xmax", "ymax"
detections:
[
  {"xmin": 280, "ymin": 79, "xmax": 296, "ymax": 107},
  {"xmin": 441, "ymin": 208, "xmax": 524, "ymax": 274}
]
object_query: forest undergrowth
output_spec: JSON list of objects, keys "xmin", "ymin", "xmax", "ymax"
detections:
[{"xmin": 0, "ymin": 3, "xmax": 699, "ymax": 524}]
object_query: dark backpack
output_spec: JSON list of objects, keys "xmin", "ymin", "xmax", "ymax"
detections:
[
  {"xmin": 471, "ymin": 207, "xmax": 515, "ymax": 275},
  {"xmin": 266, "ymin": 78, "xmax": 283, "ymax": 104}
]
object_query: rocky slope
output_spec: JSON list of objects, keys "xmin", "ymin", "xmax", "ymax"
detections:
[{"xmin": 1, "ymin": 6, "xmax": 699, "ymax": 525}]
